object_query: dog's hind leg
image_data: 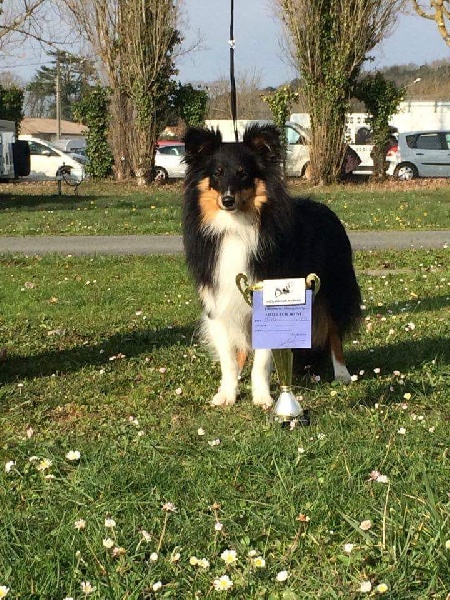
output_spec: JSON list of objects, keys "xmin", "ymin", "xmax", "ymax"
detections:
[
  {"xmin": 251, "ymin": 349, "xmax": 273, "ymax": 409},
  {"xmin": 236, "ymin": 350, "xmax": 248, "ymax": 374},
  {"xmin": 328, "ymin": 320, "xmax": 352, "ymax": 383}
]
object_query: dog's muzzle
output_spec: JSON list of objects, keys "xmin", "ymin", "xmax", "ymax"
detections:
[{"xmin": 220, "ymin": 194, "xmax": 236, "ymax": 211}]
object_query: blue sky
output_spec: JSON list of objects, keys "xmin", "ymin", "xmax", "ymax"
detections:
[
  {"xmin": 4, "ymin": 1, "xmax": 450, "ymax": 85},
  {"xmin": 177, "ymin": 0, "xmax": 450, "ymax": 86}
]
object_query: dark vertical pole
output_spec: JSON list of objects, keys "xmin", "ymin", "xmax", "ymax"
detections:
[{"xmin": 229, "ymin": 0, "xmax": 238, "ymax": 142}]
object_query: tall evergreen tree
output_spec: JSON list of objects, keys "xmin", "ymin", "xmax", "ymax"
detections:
[{"xmin": 26, "ymin": 52, "xmax": 95, "ymax": 119}]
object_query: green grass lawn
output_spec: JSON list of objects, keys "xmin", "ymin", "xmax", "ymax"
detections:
[
  {"xmin": 0, "ymin": 179, "xmax": 449, "ymax": 236},
  {"xmin": 1, "ymin": 249, "xmax": 449, "ymax": 598}
]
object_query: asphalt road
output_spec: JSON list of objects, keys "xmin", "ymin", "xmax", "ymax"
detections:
[{"xmin": 0, "ymin": 231, "xmax": 448, "ymax": 256}]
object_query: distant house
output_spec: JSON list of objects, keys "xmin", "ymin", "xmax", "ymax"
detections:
[{"xmin": 20, "ymin": 118, "xmax": 87, "ymax": 143}]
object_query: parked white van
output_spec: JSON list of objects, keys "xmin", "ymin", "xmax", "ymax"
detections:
[
  {"xmin": 205, "ymin": 119, "xmax": 311, "ymax": 178},
  {"xmin": 18, "ymin": 135, "xmax": 86, "ymax": 182},
  {"xmin": 291, "ymin": 112, "xmax": 382, "ymax": 176}
]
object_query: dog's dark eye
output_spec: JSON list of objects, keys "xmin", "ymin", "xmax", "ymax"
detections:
[
  {"xmin": 213, "ymin": 166, "xmax": 223, "ymax": 179},
  {"xmin": 237, "ymin": 166, "xmax": 246, "ymax": 179}
]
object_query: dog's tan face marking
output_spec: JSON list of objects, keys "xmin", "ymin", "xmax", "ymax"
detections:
[
  {"xmin": 197, "ymin": 177, "xmax": 268, "ymax": 226},
  {"xmin": 198, "ymin": 178, "xmax": 221, "ymax": 226}
]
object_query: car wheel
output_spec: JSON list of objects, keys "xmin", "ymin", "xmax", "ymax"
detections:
[
  {"xmin": 152, "ymin": 166, "xmax": 169, "ymax": 183},
  {"xmin": 393, "ymin": 162, "xmax": 418, "ymax": 181}
]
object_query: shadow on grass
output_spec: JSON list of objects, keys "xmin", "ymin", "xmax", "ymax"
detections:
[
  {"xmin": 1, "ymin": 323, "xmax": 448, "ymax": 392},
  {"xmin": 351, "ymin": 335, "xmax": 449, "ymax": 369},
  {"xmin": 366, "ymin": 294, "xmax": 450, "ymax": 317},
  {"xmin": 290, "ymin": 337, "xmax": 449, "ymax": 414},
  {"xmin": 293, "ymin": 333, "xmax": 449, "ymax": 383},
  {"xmin": 0, "ymin": 324, "xmax": 196, "ymax": 384},
  {"xmin": 0, "ymin": 193, "xmax": 99, "ymax": 211},
  {"xmin": 0, "ymin": 194, "xmax": 180, "ymax": 213},
  {"xmin": 347, "ymin": 335, "xmax": 449, "ymax": 408}
]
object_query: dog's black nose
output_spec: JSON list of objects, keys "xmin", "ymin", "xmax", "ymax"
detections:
[{"xmin": 221, "ymin": 195, "xmax": 236, "ymax": 210}]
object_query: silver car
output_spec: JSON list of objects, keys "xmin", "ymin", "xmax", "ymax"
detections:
[
  {"xmin": 153, "ymin": 142, "xmax": 185, "ymax": 182},
  {"xmin": 387, "ymin": 130, "xmax": 450, "ymax": 180}
]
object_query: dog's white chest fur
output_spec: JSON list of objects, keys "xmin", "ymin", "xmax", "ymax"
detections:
[
  {"xmin": 216, "ymin": 233, "xmax": 256, "ymax": 308},
  {"xmin": 201, "ymin": 214, "xmax": 259, "ymax": 350}
]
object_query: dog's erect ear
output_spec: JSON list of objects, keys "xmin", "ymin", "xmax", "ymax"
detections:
[
  {"xmin": 183, "ymin": 127, "xmax": 222, "ymax": 164},
  {"xmin": 243, "ymin": 124, "xmax": 282, "ymax": 164}
]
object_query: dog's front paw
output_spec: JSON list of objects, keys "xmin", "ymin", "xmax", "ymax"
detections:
[
  {"xmin": 211, "ymin": 390, "xmax": 236, "ymax": 407},
  {"xmin": 334, "ymin": 365, "xmax": 352, "ymax": 384},
  {"xmin": 252, "ymin": 393, "xmax": 273, "ymax": 410}
]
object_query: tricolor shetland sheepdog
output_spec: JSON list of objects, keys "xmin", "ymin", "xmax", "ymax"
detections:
[{"xmin": 182, "ymin": 124, "xmax": 361, "ymax": 408}]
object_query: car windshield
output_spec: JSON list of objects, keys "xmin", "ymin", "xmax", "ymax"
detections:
[
  {"xmin": 285, "ymin": 126, "xmax": 308, "ymax": 145},
  {"xmin": 39, "ymin": 140, "xmax": 61, "ymax": 152},
  {"xmin": 157, "ymin": 145, "xmax": 184, "ymax": 155},
  {"xmin": 28, "ymin": 140, "xmax": 60, "ymax": 156}
]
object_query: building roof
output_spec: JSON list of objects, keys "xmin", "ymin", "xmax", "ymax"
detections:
[{"xmin": 21, "ymin": 118, "xmax": 86, "ymax": 137}]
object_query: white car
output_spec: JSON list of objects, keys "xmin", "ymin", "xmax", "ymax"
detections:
[
  {"xmin": 153, "ymin": 142, "xmax": 186, "ymax": 182},
  {"xmin": 387, "ymin": 130, "xmax": 450, "ymax": 179},
  {"xmin": 18, "ymin": 135, "xmax": 85, "ymax": 182}
]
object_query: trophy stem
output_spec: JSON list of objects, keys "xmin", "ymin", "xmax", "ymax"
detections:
[{"xmin": 272, "ymin": 349, "xmax": 304, "ymax": 423}]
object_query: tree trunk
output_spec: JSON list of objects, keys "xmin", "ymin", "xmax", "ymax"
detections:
[
  {"xmin": 371, "ymin": 145, "xmax": 388, "ymax": 181},
  {"xmin": 131, "ymin": 117, "xmax": 158, "ymax": 186},
  {"xmin": 307, "ymin": 85, "xmax": 347, "ymax": 185},
  {"xmin": 109, "ymin": 89, "xmax": 133, "ymax": 181}
]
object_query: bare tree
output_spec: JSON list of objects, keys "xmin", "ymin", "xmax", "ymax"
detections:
[
  {"xmin": 59, "ymin": 0, "xmax": 127, "ymax": 178},
  {"xmin": 60, "ymin": 0, "xmax": 183, "ymax": 183},
  {"xmin": 206, "ymin": 71, "xmax": 273, "ymax": 120},
  {"xmin": 205, "ymin": 78, "xmax": 230, "ymax": 119},
  {"xmin": 411, "ymin": 0, "xmax": 450, "ymax": 46},
  {"xmin": 120, "ymin": 0, "xmax": 180, "ymax": 184},
  {"xmin": 233, "ymin": 70, "xmax": 273, "ymax": 120},
  {"xmin": 0, "ymin": 70, "xmax": 25, "ymax": 88},
  {"xmin": 1, "ymin": 0, "xmax": 77, "ymax": 59},
  {"xmin": 276, "ymin": 0, "xmax": 406, "ymax": 184},
  {"xmin": 0, "ymin": 0, "xmax": 47, "ymax": 50}
]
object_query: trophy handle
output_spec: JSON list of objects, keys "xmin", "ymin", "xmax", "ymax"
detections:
[{"xmin": 236, "ymin": 272, "xmax": 320, "ymax": 307}]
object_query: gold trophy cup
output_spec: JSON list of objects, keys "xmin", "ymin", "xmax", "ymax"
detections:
[{"xmin": 236, "ymin": 273, "xmax": 318, "ymax": 426}]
